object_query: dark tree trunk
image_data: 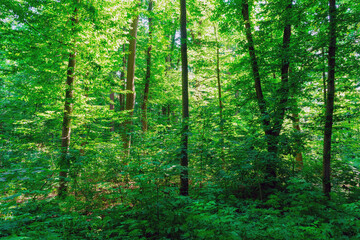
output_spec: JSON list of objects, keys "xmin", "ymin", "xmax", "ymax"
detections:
[
  {"xmin": 323, "ymin": 0, "xmax": 337, "ymax": 198},
  {"xmin": 214, "ymin": 25, "xmax": 224, "ymax": 161},
  {"xmin": 162, "ymin": 105, "xmax": 167, "ymax": 116},
  {"xmin": 119, "ymin": 44, "xmax": 126, "ymax": 111},
  {"xmin": 165, "ymin": 30, "xmax": 176, "ymax": 71},
  {"xmin": 241, "ymin": 0, "xmax": 292, "ymax": 189},
  {"xmin": 59, "ymin": 2, "xmax": 78, "ymax": 198},
  {"xmin": 241, "ymin": 0, "xmax": 274, "ymax": 182},
  {"xmin": 322, "ymin": 47, "xmax": 327, "ymax": 104},
  {"xmin": 180, "ymin": 0, "xmax": 189, "ymax": 196},
  {"xmin": 110, "ymin": 91, "xmax": 115, "ymax": 132},
  {"xmin": 123, "ymin": 12, "xmax": 139, "ymax": 152},
  {"xmin": 272, "ymin": 2, "xmax": 292, "ymax": 137},
  {"xmin": 292, "ymin": 112, "xmax": 303, "ymax": 169},
  {"xmin": 141, "ymin": 0, "xmax": 153, "ymax": 132},
  {"xmin": 163, "ymin": 30, "xmax": 176, "ymax": 121},
  {"xmin": 241, "ymin": 0, "xmax": 269, "ymax": 132}
]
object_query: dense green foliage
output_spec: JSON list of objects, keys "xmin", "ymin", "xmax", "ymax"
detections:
[{"xmin": 1, "ymin": 0, "xmax": 360, "ymax": 239}]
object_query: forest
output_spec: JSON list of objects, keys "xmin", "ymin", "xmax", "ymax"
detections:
[{"xmin": 0, "ymin": 0, "xmax": 360, "ymax": 239}]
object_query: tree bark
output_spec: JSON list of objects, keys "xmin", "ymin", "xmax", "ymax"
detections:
[
  {"xmin": 163, "ymin": 30, "xmax": 176, "ymax": 120},
  {"xmin": 292, "ymin": 112, "xmax": 303, "ymax": 169},
  {"xmin": 141, "ymin": 0, "xmax": 153, "ymax": 132},
  {"xmin": 119, "ymin": 44, "xmax": 126, "ymax": 111},
  {"xmin": 241, "ymin": 0, "xmax": 292, "ymax": 189},
  {"xmin": 241, "ymin": 0, "xmax": 275, "ymax": 183},
  {"xmin": 214, "ymin": 25, "xmax": 225, "ymax": 162},
  {"xmin": 272, "ymin": 2, "xmax": 292, "ymax": 137},
  {"xmin": 110, "ymin": 90, "xmax": 115, "ymax": 132},
  {"xmin": 123, "ymin": 11, "xmax": 139, "ymax": 152},
  {"xmin": 322, "ymin": 47, "xmax": 327, "ymax": 104},
  {"xmin": 215, "ymin": 26, "xmax": 223, "ymax": 131},
  {"xmin": 323, "ymin": 0, "xmax": 337, "ymax": 198},
  {"xmin": 180, "ymin": 0, "xmax": 189, "ymax": 196},
  {"xmin": 241, "ymin": 0, "xmax": 270, "ymax": 133},
  {"xmin": 58, "ymin": 1, "xmax": 78, "ymax": 198},
  {"xmin": 165, "ymin": 30, "xmax": 176, "ymax": 71}
]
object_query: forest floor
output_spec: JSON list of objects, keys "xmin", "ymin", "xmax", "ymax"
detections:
[{"xmin": 1, "ymin": 177, "xmax": 360, "ymax": 239}]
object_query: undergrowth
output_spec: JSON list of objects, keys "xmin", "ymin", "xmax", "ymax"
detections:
[{"xmin": 1, "ymin": 177, "xmax": 360, "ymax": 239}]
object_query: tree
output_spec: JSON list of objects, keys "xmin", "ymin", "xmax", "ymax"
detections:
[
  {"xmin": 110, "ymin": 88, "xmax": 115, "ymax": 132},
  {"xmin": 141, "ymin": 0, "xmax": 153, "ymax": 132},
  {"xmin": 58, "ymin": 0, "xmax": 79, "ymax": 198},
  {"xmin": 323, "ymin": 0, "xmax": 337, "ymax": 198},
  {"xmin": 119, "ymin": 44, "xmax": 127, "ymax": 112},
  {"xmin": 240, "ymin": 0, "xmax": 292, "ymax": 189},
  {"xmin": 292, "ymin": 110, "xmax": 304, "ymax": 170},
  {"xmin": 123, "ymin": 5, "xmax": 140, "ymax": 152},
  {"xmin": 180, "ymin": 0, "xmax": 189, "ymax": 196},
  {"xmin": 214, "ymin": 25, "xmax": 225, "ymax": 162}
]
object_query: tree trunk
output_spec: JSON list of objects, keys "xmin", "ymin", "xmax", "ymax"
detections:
[
  {"xmin": 123, "ymin": 12, "xmax": 139, "ymax": 152},
  {"xmin": 163, "ymin": 30, "xmax": 176, "ymax": 120},
  {"xmin": 214, "ymin": 25, "xmax": 225, "ymax": 162},
  {"xmin": 241, "ymin": 0, "xmax": 292, "ymax": 189},
  {"xmin": 119, "ymin": 44, "xmax": 126, "ymax": 111},
  {"xmin": 141, "ymin": 0, "xmax": 153, "ymax": 132},
  {"xmin": 292, "ymin": 112, "xmax": 303, "ymax": 169},
  {"xmin": 110, "ymin": 91, "xmax": 115, "ymax": 132},
  {"xmin": 58, "ymin": 2, "xmax": 78, "ymax": 198},
  {"xmin": 322, "ymin": 47, "xmax": 327, "ymax": 104},
  {"xmin": 323, "ymin": 0, "xmax": 337, "ymax": 198},
  {"xmin": 272, "ymin": 2, "xmax": 292, "ymax": 137},
  {"xmin": 241, "ymin": 0, "xmax": 275, "ymax": 183},
  {"xmin": 165, "ymin": 30, "xmax": 176, "ymax": 71},
  {"xmin": 180, "ymin": 0, "xmax": 189, "ymax": 196},
  {"xmin": 241, "ymin": 0, "xmax": 269, "ymax": 132}
]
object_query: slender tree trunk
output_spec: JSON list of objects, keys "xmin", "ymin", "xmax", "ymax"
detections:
[
  {"xmin": 165, "ymin": 35, "xmax": 171, "ymax": 71},
  {"xmin": 292, "ymin": 111, "xmax": 303, "ymax": 169},
  {"xmin": 215, "ymin": 26, "xmax": 223, "ymax": 131},
  {"xmin": 180, "ymin": 0, "xmax": 189, "ymax": 196},
  {"xmin": 170, "ymin": 29, "xmax": 176, "ymax": 69},
  {"xmin": 167, "ymin": 105, "xmax": 171, "ymax": 123},
  {"xmin": 214, "ymin": 25, "xmax": 225, "ymax": 162},
  {"xmin": 241, "ymin": 0, "xmax": 269, "ymax": 132},
  {"xmin": 241, "ymin": 0, "xmax": 275, "ymax": 182},
  {"xmin": 141, "ymin": 0, "xmax": 153, "ymax": 132},
  {"xmin": 165, "ymin": 30, "xmax": 176, "ymax": 71},
  {"xmin": 110, "ymin": 91, "xmax": 115, "ymax": 132},
  {"xmin": 163, "ymin": 30, "xmax": 176, "ymax": 120},
  {"xmin": 162, "ymin": 105, "xmax": 167, "ymax": 116},
  {"xmin": 59, "ymin": 2, "xmax": 78, "ymax": 198},
  {"xmin": 119, "ymin": 44, "xmax": 126, "ymax": 111},
  {"xmin": 322, "ymin": 47, "xmax": 327, "ymax": 104},
  {"xmin": 323, "ymin": 0, "xmax": 337, "ymax": 198},
  {"xmin": 269, "ymin": 0, "xmax": 292, "ymax": 180},
  {"xmin": 272, "ymin": 2, "xmax": 292, "ymax": 137},
  {"xmin": 123, "ymin": 12, "xmax": 139, "ymax": 152}
]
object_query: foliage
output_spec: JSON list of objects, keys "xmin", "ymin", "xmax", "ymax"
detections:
[
  {"xmin": 2, "ymin": 178, "xmax": 360, "ymax": 239},
  {"xmin": 1, "ymin": 0, "xmax": 359, "ymax": 239}
]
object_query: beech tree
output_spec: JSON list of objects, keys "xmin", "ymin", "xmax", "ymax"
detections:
[
  {"xmin": 119, "ymin": 44, "xmax": 127, "ymax": 112},
  {"xmin": 123, "ymin": 5, "xmax": 140, "ymax": 152},
  {"xmin": 58, "ymin": 0, "xmax": 79, "ymax": 198},
  {"xmin": 323, "ymin": 0, "xmax": 337, "ymax": 198},
  {"xmin": 180, "ymin": 0, "xmax": 190, "ymax": 196},
  {"xmin": 141, "ymin": 0, "xmax": 153, "ymax": 132},
  {"xmin": 240, "ymin": 0, "xmax": 292, "ymax": 188},
  {"xmin": 214, "ymin": 25, "xmax": 224, "ymax": 160}
]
